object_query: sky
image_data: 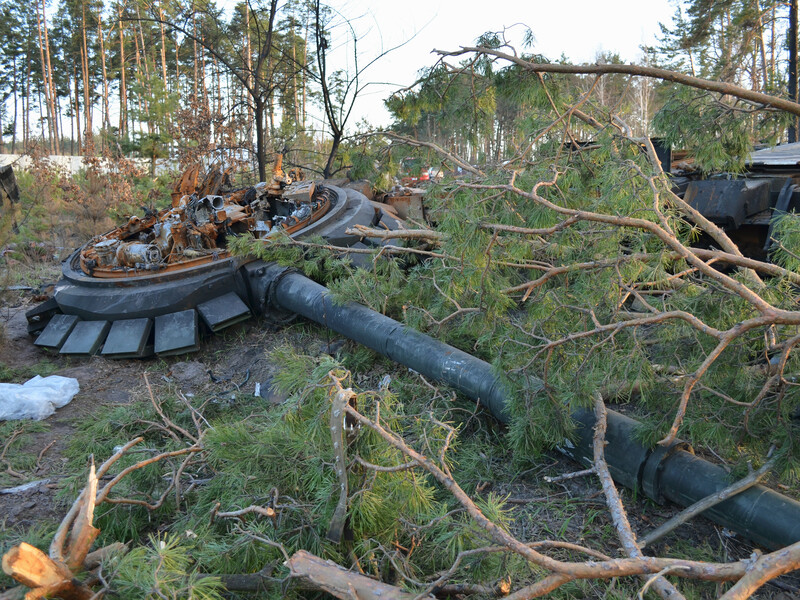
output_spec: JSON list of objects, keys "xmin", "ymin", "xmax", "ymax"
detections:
[{"xmin": 324, "ymin": 0, "xmax": 677, "ymax": 128}]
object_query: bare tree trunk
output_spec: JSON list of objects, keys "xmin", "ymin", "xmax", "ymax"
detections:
[
  {"xmin": 770, "ymin": 4, "xmax": 776, "ymax": 86},
  {"xmin": 132, "ymin": 25, "xmax": 142, "ymax": 135},
  {"xmin": 35, "ymin": 0, "xmax": 55, "ymax": 153},
  {"xmin": 251, "ymin": 0, "xmax": 278, "ymax": 181},
  {"xmin": 214, "ymin": 54, "xmax": 221, "ymax": 149},
  {"xmin": 70, "ymin": 75, "xmax": 74, "ymax": 155},
  {"xmin": 11, "ymin": 58, "xmax": 18, "ymax": 153},
  {"xmin": 98, "ymin": 15, "xmax": 111, "ymax": 135},
  {"xmin": 42, "ymin": 0, "xmax": 60, "ymax": 152},
  {"xmin": 245, "ymin": 6, "xmax": 253, "ymax": 149},
  {"xmin": 73, "ymin": 67, "xmax": 82, "ymax": 155},
  {"xmin": 118, "ymin": 5, "xmax": 127, "ymax": 137},
  {"xmin": 192, "ymin": 6, "xmax": 198, "ymax": 99},
  {"xmin": 36, "ymin": 86, "xmax": 44, "ymax": 141},
  {"xmin": 758, "ymin": 5, "xmax": 769, "ymax": 90},
  {"xmin": 268, "ymin": 95, "xmax": 274, "ymax": 137},
  {"xmin": 175, "ymin": 37, "xmax": 180, "ymax": 89},
  {"xmin": 292, "ymin": 24, "xmax": 299, "ymax": 126},
  {"xmin": 57, "ymin": 96, "xmax": 65, "ymax": 154},
  {"xmin": 135, "ymin": 6, "xmax": 150, "ymax": 82},
  {"xmin": 303, "ymin": 14, "xmax": 308, "ymax": 129},
  {"xmin": 266, "ymin": 47, "xmax": 274, "ymax": 138},
  {"xmin": 158, "ymin": 1, "xmax": 168, "ymax": 88},
  {"xmin": 81, "ymin": 0, "xmax": 93, "ymax": 153},
  {"xmin": 790, "ymin": 0, "xmax": 798, "ymax": 141},
  {"xmin": 134, "ymin": 10, "xmax": 152, "ymax": 136},
  {"xmin": 200, "ymin": 34, "xmax": 207, "ymax": 112},
  {"xmin": 24, "ymin": 59, "xmax": 30, "ymax": 150},
  {"xmin": 255, "ymin": 97, "xmax": 266, "ymax": 180}
]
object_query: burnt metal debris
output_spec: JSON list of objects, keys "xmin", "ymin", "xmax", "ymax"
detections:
[
  {"xmin": 25, "ymin": 156, "xmax": 403, "ymax": 357},
  {"xmin": 25, "ymin": 140, "xmax": 800, "ymax": 358},
  {"xmin": 18, "ymin": 135, "xmax": 800, "ymax": 408},
  {"xmin": 0, "ymin": 165, "xmax": 20, "ymax": 232},
  {"xmin": 673, "ymin": 141, "xmax": 800, "ymax": 259}
]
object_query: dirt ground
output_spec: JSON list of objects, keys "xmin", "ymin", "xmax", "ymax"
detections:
[
  {"xmin": 0, "ymin": 294, "xmax": 293, "ymax": 532},
  {"xmin": 1, "ymin": 290, "xmax": 800, "ymax": 598}
]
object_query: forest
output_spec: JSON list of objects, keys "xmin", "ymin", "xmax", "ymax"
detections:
[
  {"xmin": 4, "ymin": 1, "xmax": 800, "ymax": 600},
  {"xmin": 1, "ymin": 0, "xmax": 796, "ymax": 178}
]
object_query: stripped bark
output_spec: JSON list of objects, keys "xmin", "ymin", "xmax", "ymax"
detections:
[{"xmin": 286, "ymin": 550, "xmax": 433, "ymax": 600}]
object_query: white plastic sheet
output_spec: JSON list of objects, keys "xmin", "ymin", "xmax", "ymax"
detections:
[{"xmin": 0, "ymin": 375, "xmax": 80, "ymax": 421}]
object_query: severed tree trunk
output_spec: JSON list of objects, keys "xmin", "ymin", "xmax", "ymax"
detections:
[
  {"xmin": 286, "ymin": 551, "xmax": 432, "ymax": 600},
  {"xmin": 2, "ymin": 467, "xmax": 100, "ymax": 600}
]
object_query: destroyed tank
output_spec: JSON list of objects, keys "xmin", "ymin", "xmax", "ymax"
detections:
[
  {"xmin": 669, "ymin": 142, "xmax": 800, "ymax": 260},
  {"xmin": 25, "ymin": 157, "xmax": 402, "ymax": 358}
]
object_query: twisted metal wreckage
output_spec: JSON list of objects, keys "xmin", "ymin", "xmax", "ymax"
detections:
[
  {"xmin": 23, "ymin": 156, "xmax": 420, "ymax": 357},
  {"xmin": 14, "ymin": 147, "xmax": 800, "ymax": 559}
]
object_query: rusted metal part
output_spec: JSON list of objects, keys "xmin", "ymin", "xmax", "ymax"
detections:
[
  {"xmin": 382, "ymin": 185, "xmax": 426, "ymax": 222},
  {"xmin": 0, "ymin": 165, "xmax": 20, "ymax": 206},
  {"xmin": 78, "ymin": 162, "xmax": 334, "ymax": 279},
  {"xmin": 170, "ymin": 164, "xmax": 200, "ymax": 207}
]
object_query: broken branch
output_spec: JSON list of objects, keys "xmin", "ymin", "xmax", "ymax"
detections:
[
  {"xmin": 639, "ymin": 458, "xmax": 776, "ymax": 548},
  {"xmin": 286, "ymin": 550, "xmax": 433, "ymax": 600}
]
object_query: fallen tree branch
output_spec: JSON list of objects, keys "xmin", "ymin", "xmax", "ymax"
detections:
[
  {"xmin": 544, "ymin": 468, "xmax": 595, "ymax": 484},
  {"xmin": 2, "ymin": 464, "xmax": 101, "ymax": 600},
  {"xmin": 0, "ymin": 479, "xmax": 51, "ymax": 495},
  {"xmin": 286, "ymin": 550, "xmax": 433, "ymax": 600},
  {"xmin": 345, "ymin": 224, "xmax": 445, "ymax": 242},
  {"xmin": 591, "ymin": 393, "xmax": 686, "ymax": 600},
  {"xmin": 4, "ymin": 434, "xmax": 202, "ymax": 600},
  {"xmin": 365, "ymin": 131, "xmax": 484, "ymax": 177},
  {"xmin": 326, "ymin": 372, "xmax": 356, "ymax": 543},
  {"xmin": 210, "ymin": 503, "xmax": 276, "ymax": 524},
  {"xmin": 328, "ymin": 373, "xmax": 794, "ymax": 590},
  {"xmin": 1, "ymin": 429, "xmax": 25, "ymax": 480},
  {"xmin": 719, "ymin": 544, "xmax": 800, "ymax": 599},
  {"xmin": 436, "ymin": 46, "xmax": 800, "ymax": 117}
]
